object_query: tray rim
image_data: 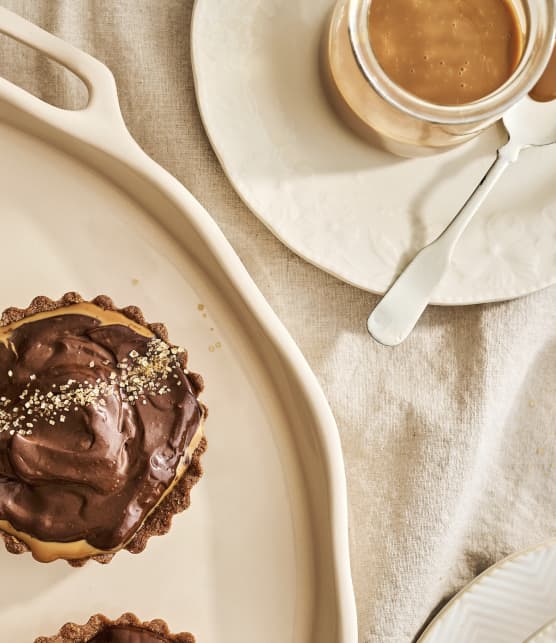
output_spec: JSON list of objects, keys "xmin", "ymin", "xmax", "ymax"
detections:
[{"xmin": 0, "ymin": 7, "xmax": 358, "ymax": 642}]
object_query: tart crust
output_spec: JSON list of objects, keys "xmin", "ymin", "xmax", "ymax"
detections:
[
  {"xmin": 34, "ymin": 612, "xmax": 195, "ymax": 643},
  {"xmin": 0, "ymin": 292, "xmax": 207, "ymax": 566}
]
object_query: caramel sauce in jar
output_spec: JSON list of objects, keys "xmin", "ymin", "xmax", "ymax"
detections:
[
  {"xmin": 369, "ymin": 0, "xmax": 523, "ymax": 105},
  {"xmin": 321, "ymin": 0, "xmax": 555, "ymax": 156},
  {"xmin": 530, "ymin": 46, "xmax": 556, "ymax": 101}
]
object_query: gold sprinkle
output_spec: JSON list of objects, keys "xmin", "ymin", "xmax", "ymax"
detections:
[{"xmin": 0, "ymin": 338, "xmax": 191, "ymax": 435}]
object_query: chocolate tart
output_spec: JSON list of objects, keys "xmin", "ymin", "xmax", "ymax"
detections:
[
  {"xmin": 0, "ymin": 293, "xmax": 207, "ymax": 565},
  {"xmin": 34, "ymin": 613, "xmax": 195, "ymax": 642}
]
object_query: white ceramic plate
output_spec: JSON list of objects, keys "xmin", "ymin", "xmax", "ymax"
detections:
[
  {"xmin": 526, "ymin": 617, "xmax": 556, "ymax": 643},
  {"xmin": 417, "ymin": 539, "xmax": 556, "ymax": 643},
  {"xmin": 191, "ymin": 0, "xmax": 556, "ymax": 305},
  {"xmin": 0, "ymin": 9, "xmax": 357, "ymax": 643}
]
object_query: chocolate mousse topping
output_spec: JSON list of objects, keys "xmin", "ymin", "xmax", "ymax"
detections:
[
  {"xmin": 89, "ymin": 626, "xmax": 171, "ymax": 642},
  {"xmin": 0, "ymin": 298, "xmax": 204, "ymax": 553}
]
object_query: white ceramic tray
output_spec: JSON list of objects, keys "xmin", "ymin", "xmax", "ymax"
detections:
[
  {"xmin": 0, "ymin": 8, "xmax": 357, "ymax": 643},
  {"xmin": 418, "ymin": 539, "xmax": 556, "ymax": 643},
  {"xmin": 191, "ymin": 0, "xmax": 556, "ymax": 305}
]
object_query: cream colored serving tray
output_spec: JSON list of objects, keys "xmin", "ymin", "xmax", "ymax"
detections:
[{"xmin": 0, "ymin": 8, "xmax": 357, "ymax": 643}]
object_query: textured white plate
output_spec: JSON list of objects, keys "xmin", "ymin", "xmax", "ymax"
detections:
[
  {"xmin": 0, "ymin": 8, "xmax": 357, "ymax": 643},
  {"xmin": 418, "ymin": 540, "xmax": 556, "ymax": 643},
  {"xmin": 526, "ymin": 617, "xmax": 556, "ymax": 643},
  {"xmin": 191, "ymin": 0, "xmax": 556, "ymax": 305}
]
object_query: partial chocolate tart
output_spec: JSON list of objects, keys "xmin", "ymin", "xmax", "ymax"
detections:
[
  {"xmin": 0, "ymin": 293, "xmax": 207, "ymax": 565},
  {"xmin": 34, "ymin": 613, "xmax": 195, "ymax": 642}
]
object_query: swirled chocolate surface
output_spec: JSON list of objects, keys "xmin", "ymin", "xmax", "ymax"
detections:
[
  {"xmin": 0, "ymin": 307, "xmax": 203, "ymax": 551},
  {"xmin": 89, "ymin": 626, "xmax": 170, "ymax": 642}
]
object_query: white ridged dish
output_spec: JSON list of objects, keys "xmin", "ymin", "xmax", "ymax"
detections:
[
  {"xmin": 191, "ymin": 0, "xmax": 556, "ymax": 305},
  {"xmin": 526, "ymin": 617, "xmax": 556, "ymax": 643},
  {"xmin": 0, "ymin": 8, "xmax": 357, "ymax": 643},
  {"xmin": 418, "ymin": 540, "xmax": 556, "ymax": 643}
]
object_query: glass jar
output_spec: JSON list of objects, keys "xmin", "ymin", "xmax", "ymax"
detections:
[{"xmin": 321, "ymin": 0, "xmax": 556, "ymax": 157}]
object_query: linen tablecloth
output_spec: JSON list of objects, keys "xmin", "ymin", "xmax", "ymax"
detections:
[{"xmin": 1, "ymin": 2, "xmax": 555, "ymax": 641}]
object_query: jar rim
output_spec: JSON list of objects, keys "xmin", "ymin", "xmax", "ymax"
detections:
[{"xmin": 348, "ymin": 0, "xmax": 556, "ymax": 125}]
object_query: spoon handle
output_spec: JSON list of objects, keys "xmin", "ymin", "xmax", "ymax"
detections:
[{"xmin": 367, "ymin": 150, "xmax": 514, "ymax": 346}]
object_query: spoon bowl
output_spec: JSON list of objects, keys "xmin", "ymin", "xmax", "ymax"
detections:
[{"xmin": 504, "ymin": 95, "xmax": 556, "ymax": 148}]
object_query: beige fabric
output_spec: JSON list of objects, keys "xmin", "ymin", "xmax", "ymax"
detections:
[{"xmin": 1, "ymin": 2, "xmax": 555, "ymax": 641}]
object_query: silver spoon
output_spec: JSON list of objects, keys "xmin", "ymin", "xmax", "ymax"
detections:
[{"xmin": 367, "ymin": 95, "xmax": 556, "ymax": 346}]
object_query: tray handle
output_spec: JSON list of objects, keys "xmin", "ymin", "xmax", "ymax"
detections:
[{"xmin": 0, "ymin": 7, "xmax": 124, "ymax": 130}]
